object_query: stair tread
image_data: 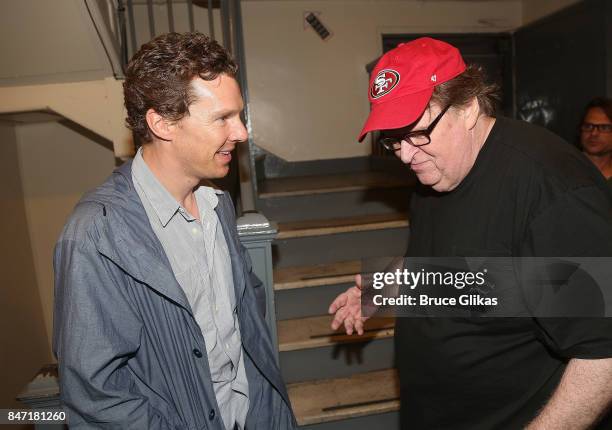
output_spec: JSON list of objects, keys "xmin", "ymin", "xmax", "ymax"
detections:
[
  {"xmin": 278, "ymin": 315, "xmax": 395, "ymax": 352},
  {"xmin": 259, "ymin": 171, "xmax": 414, "ymax": 198},
  {"xmin": 277, "ymin": 213, "xmax": 409, "ymax": 239},
  {"xmin": 274, "ymin": 260, "xmax": 361, "ymax": 290},
  {"xmin": 288, "ymin": 368, "xmax": 400, "ymax": 426}
]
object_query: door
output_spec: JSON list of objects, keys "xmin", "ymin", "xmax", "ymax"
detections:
[{"xmin": 514, "ymin": 0, "xmax": 610, "ymax": 146}]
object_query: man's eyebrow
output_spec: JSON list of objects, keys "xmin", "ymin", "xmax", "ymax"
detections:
[{"xmin": 211, "ymin": 107, "xmax": 243, "ymax": 117}]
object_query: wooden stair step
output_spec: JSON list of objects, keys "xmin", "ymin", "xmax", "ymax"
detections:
[
  {"xmin": 274, "ymin": 260, "xmax": 361, "ymax": 290},
  {"xmin": 276, "ymin": 213, "xmax": 409, "ymax": 240},
  {"xmin": 259, "ymin": 171, "xmax": 414, "ymax": 198},
  {"xmin": 278, "ymin": 315, "xmax": 395, "ymax": 352},
  {"xmin": 288, "ymin": 368, "xmax": 400, "ymax": 426}
]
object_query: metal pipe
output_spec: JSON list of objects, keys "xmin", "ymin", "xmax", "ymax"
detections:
[
  {"xmin": 166, "ymin": 0, "xmax": 174, "ymax": 33},
  {"xmin": 107, "ymin": 0, "xmax": 116, "ymax": 36},
  {"xmin": 117, "ymin": 0, "xmax": 129, "ymax": 68},
  {"xmin": 146, "ymin": 0, "xmax": 155, "ymax": 39},
  {"xmin": 186, "ymin": 0, "xmax": 195, "ymax": 32},
  {"xmin": 230, "ymin": 0, "xmax": 257, "ymax": 210},
  {"xmin": 220, "ymin": 0, "xmax": 231, "ymax": 49},
  {"xmin": 207, "ymin": 0, "xmax": 215, "ymax": 41},
  {"xmin": 127, "ymin": 0, "xmax": 137, "ymax": 55}
]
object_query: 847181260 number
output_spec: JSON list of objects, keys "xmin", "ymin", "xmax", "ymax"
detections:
[{"xmin": 2, "ymin": 409, "xmax": 66, "ymax": 424}]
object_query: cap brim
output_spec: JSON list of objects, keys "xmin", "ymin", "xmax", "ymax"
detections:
[{"xmin": 357, "ymin": 87, "xmax": 434, "ymax": 142}]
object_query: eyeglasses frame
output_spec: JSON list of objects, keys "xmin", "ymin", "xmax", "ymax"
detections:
[
  {"xmin": 581, "ymin": 122, "xmax": 612, "ymax": 133},
  {"xmin": 379, "ymin": 105, "xmax": 451, "ymax": 152}
]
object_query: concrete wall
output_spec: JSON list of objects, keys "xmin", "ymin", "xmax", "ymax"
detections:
[
  {"xmin": 521, "ymin": 0, "xmax": 582, "ymax": 25},
  {"xmin": 0, "ymin": 0, "xmax": 112, "ymax": 86},
  {"xmin": 0, "ymin": 122, "xmax": 51, "ymax": 427},
  {"xmin": 242, "ymin": 0, "xmax": 522, "ymax": 162},
  {"xmin": 15, "ymin": 121, "xmax": 116, "ymax": 352},
  {"xmin": 0, "ymin": 78, "xmax": 132, "ymax": 158}
]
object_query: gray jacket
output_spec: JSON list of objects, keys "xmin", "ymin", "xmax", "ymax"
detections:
[{"xmin": 53, "ymin": 161, "xmax": 296, "ymax": 429}]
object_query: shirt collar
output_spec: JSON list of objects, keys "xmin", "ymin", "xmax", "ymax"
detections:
[
  {"xmin": 197, "ymin": 180, "xmax": 224, "ymax": 209},
  {"xmin": 132, "ymin": 148, "xmax": 225, "ymax": 227},
  {"xmin": 132, "ymin": 148, "xmax": 183, "ymax": 227}
]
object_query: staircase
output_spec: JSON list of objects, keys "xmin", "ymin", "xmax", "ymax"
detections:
[{"xmin": 258, "ymin": 160, "xmax": 415, "ymax": 429}]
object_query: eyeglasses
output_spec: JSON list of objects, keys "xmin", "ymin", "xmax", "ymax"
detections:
[
  {"xmin": 379, "ymin": 105, "xmax": 451, "ymax": 152},
  {"xmin": 581, "ymin": 122, "xmax": 612, "ymax": 133}
]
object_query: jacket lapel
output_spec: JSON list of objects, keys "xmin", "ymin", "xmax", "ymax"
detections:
[
  {"xmin": 90, "ymin": 163, "xmax": 193, "ymax": 314},
  {"xmin": 95, "ymin": 217, "xmax": 193, "ymax": 314}
]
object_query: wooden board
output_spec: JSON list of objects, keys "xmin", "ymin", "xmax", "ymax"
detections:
[
  {"xmin": 274, "ymin": 260, "xmax": 361, "ymax": 290},
  {"xmin": 287, "ymin": 368, "xmax": 400, "ymax": 426},
  {"xmin": 278, "ymin": 315, "xmax": 395, "ymax": 352},
  {"xmin": 277, "ymin": 213, "xmax": 409, "ymax": 240},
  {"xmin": 259, "ymin": 171, "xmax": 413, "ymax": 198}
]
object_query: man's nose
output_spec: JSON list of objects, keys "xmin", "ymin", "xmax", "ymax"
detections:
[
  {"xmin": 232, "ymin": 119, "xmax": 249, "ymax": 143},
  {"xmin": 399, "ymin": 140, "xmax": 419, "ymax": 164}
]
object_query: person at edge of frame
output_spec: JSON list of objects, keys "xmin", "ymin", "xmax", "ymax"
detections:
[
  {"xmin": 579, "ymin": 97, "xmax": 612, "ymax": 187},
  {"xmin": 329, "ymin": 37, "xmax": 612, "ymax": 430},
  {"xmin": 53, "ymin": 32, "xmax": 296, "ymax": 430}
]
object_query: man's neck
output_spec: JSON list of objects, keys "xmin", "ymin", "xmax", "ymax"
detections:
[
  {"xmin": 141, "ymin": 146, "xmax": 200, "ymax": 217},
  {"xmin": 584, "ymin": 152, "xmax": 612, "ymax": 178}
]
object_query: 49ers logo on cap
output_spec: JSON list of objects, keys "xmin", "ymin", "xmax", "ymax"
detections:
[{"xmin": 370, "ymin": 69, "xmax": 400, "ymax": 99}]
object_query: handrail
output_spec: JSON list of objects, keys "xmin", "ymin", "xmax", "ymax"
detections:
[{"xmin": 84, "ymin": 0, "xmax": 125, "ymax": 79}]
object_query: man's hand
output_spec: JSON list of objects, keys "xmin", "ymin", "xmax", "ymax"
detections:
[{"xmin": 328, "ymin": 274, "xmax": 369, "ymax": 335}]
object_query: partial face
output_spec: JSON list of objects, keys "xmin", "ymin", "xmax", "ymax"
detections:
[
  {"xmin": 383, "ymin": 104, "xmax": 476, "ymax": 192},
  {"xmin": 170, "ymin": 74, "xmax": 247, "ymax": 179},
  {"xmin": 581, "ymin": 107, "xmax": 612, "ymax": 157}
]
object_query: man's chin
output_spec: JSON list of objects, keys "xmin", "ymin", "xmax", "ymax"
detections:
[
  {"xmin": 584, "ymin": 142, "xmax": 611, "ymax": 155},
  {"xmin": 199, "ymin": 166, "xmax": 230, "ymax": 180},
  {"xmin": 416, "ymin": 172, "xmax": 440, "ymax": 186},
  {"xmin": 418, "ymin": 175, "xmax": 454, "ymax": 192},
  {"xmin": 213, "ymin": 168, "xmax": 230, "ymax": 179},
  {"xmin": 585, "ymin": 149, "xmax": 612, "ymax": 157}
]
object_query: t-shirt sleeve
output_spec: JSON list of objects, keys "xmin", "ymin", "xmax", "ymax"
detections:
[{"xmin": 521, "ymin": 184, "xmax": 612, "ymax": 359}]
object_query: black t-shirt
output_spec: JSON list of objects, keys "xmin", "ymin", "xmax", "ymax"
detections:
[{"xmin": 397, "ymin": 116, "xmax": 612, "ymax": 429}]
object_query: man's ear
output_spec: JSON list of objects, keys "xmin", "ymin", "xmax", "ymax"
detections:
[
  {"xmin": 145, "ymin": 108, "xmax": 175, "ymax": 141},
  {"xmin": 464, "ymin": 97, "xmax": 481, "ymax": 131}
]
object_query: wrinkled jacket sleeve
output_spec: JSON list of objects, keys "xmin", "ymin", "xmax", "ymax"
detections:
[{"xmin": 53, "ymin": 234, "xmax": 175, "ymax": 429}]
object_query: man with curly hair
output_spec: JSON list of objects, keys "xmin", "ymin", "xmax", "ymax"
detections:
[{"xmin": 53, "ymin": 32, "xmax": 296, "ymax": 429}]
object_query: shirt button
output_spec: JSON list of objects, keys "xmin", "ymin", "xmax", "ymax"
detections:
[
  {"xmin": 193, "ymin": 348, "xmax": 203, "ymax": 358},
  {"xmin": 208, "ymin": 409, "xmax": 215, "ymax": 421}
]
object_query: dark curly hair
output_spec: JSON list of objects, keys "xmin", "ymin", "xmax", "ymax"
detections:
[
  {"xmin": 430, "ymin": 64, "xmax": 501, "ymax": 117},
  {"xmin": 123, "ymin": 32, "xmax": 238, "ymax": 146}
]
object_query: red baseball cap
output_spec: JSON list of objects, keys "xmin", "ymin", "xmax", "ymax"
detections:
[{"xmin": 358, "ymin": 37, "xmax": 466, "ymax": 142}]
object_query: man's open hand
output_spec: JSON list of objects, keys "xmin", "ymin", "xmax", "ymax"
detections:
[{"xmin": 328, "ymin": 274, "xmax": 369, "ymax": 335}]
